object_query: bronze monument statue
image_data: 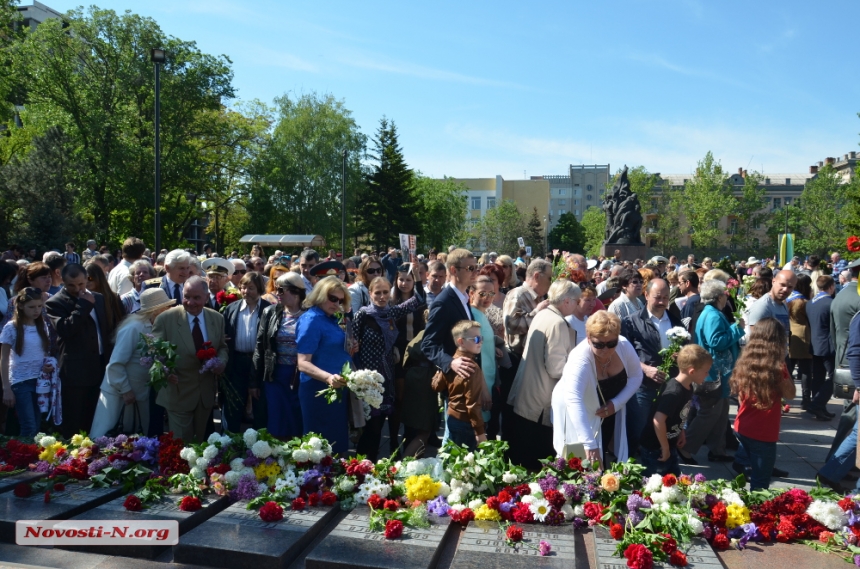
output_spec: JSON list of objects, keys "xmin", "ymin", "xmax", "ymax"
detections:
[{"xmin": 603, "ymin": 166, "xmax": 643, "ymax": 245}]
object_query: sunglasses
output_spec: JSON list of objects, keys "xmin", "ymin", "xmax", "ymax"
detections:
[
  {"xmin": 327, "ymin": 294, "xmax": 345, "ymax": 305},
  {"xmin": 366, "ymin": 267, "xmax": 382, "ymax": 275},
  {"xmin": 276, "ymin": 286, "xmax": 303, "ymax": 296},
  {"xmin": 235, "ymin": 270, "xmax": 247, "ymax": 275},
  {"xmin": 475, "ymin": 291, "xmax": 494, "ymax": 299},
  {"xmin": 590, "ymin": 338, "xmax": 619, "ymax": 350},
  {"xmin": 457, "ymin": 265, "xmax": 477, "ymax": 272},
  {"xmin": 463, "ymin": 335, "xmax": 483, "ymax": 344},
  {"xmin": 628, "ymin": 280, "xmax": 643, "ymax": 285}
]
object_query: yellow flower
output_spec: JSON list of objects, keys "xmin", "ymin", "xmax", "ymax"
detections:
[
  {"xmin": 600, "ymin": 472, "xmax": 620, "ymax": 492},
  {"xmin": 70, "ymin": 434, "xmax": 84, "ymax": 446},
  {"xmin": 71, "ymin": 449, "xmax": 80, "ymax": 458},
  {"xmin": 404, "ymin": 475, "xmax": 441, "ymax": 502},
  {"xmin": 725, "ymin": 504, "xmax": 751, "ymax": 529},
  {"xmin": 253, "ymin": 462, "xmax": 281, "ymax": 485},
  {"xmin": 679, "ymin": 475, "xmax": 692, "ymax": 486},
  {"xmin": 474, "ymin": 504, "xmax": 501, "ymax": 521},
  {"xmin": 38, "ymin": 442, "xmax": 67, "ymax": 464},
  {"xmin": 80, "ymin": 438, "xmax": 93, "ymax": 448}
]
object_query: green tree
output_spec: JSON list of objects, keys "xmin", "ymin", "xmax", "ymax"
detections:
[
  {"xmin": 548, "ymin": 212, "xmax": 585, "ymax": 253},
  {"xmin": 477, "ymin": 199, "xmax": 527, "ymax": 255},
  {"xmin": 357, "ymin": 117, "xmax": 416, "ymax": 250},
  {"xmin": 526, "ymin": 207, "xmax": 545, "ymax": 257},
  {"xmin": 730, "ymin": 171, "xmax": 767, "ymax": 254},
  {"xmin": 413, "ymin": 175, "xmax": 469, "ymax": 251},
  {"xmin": 247, "ymin": 92, "xmax": 366, "ymax": 250},
  {"xmin": 650, "ymin": 183, "xmax": 683, "ymax": 255},
  {"xmin": 581, "ymin": 206, "xmax": 606, "ymax": 257},
  {"xmin": 681, "ymin": 152, "xmax": 735, "ymax": 252},
  {"xmin": 791, "ymin": 164, "xmax": 852, "ymax": 256}
]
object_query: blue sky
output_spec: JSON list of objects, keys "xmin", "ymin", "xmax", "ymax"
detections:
[{"xmin": 42, "ymin": 0, "xmax": 860, "ymax": 178}]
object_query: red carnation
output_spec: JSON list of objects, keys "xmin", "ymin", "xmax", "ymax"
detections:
[
  {"xmin": 583, "ymin": 501, "xmax": 603, "ymax": 521},
  {"xmin": 52, "ymin": 483, "xmax": 65, "ymax": 492},
  {"xmin": 179, "ymin": 496, "xmax": 202, "ymax": 512},
  {"xmin": 384, "ymin": 499, "xmax": 399, "ymax": 512},
  {"xmin": 497, "ymin": 491, "xmax": 512, "ymax": 504},
  {"xmin": 384, "ymin": 519, "xmax": 403, "ymax": 539},
  {"xmin": 662, "ymin": 474, "xmax": 677, "ymax": 487},
  {"xmin": 321, "ymin": 456, "xmax": 333, "ymax": 467},
  {"xmin": 567, "ymin": 457, "xmax": 583, "ymax": 471},
  {"xmin": 291, "ymin": 497, "xmax": 306, "ymax": 511},
  {"xmin": 712, "ymin": 534, "xmax": 730, "ymax": 550},
  {"xmin": 450, "ymin": 507, "xmax": 474, "ymax": 526},
  {"xmin": 544, "ymin": 489, "xmax": 565, "ymax": 509},
  {"xmin": 623, "ymin": 543, "xmax": 654, "ymax": 569},
  {"xmin": 124, "ymin": 495, "xmax": 143, "ymax": 511},
  {"xmin": 506, "ymin": 525, "xmax": 524, "ymax": 542},
  {"xmin": 515, "ymin": 483, "xmax": 531, "ymax": 496},
  {"xmin": 710, "ymin": 502, "xmax": 727, "ymax": 526},
  {"xmin": 308, "ymin": 492, "xmax": 320, "ymax": 506},
  {"xmin": 486, "ymin": 496, "xmax": 501, "ymax": 510},
  {"xmin": 669, "ymin": 550, "xmax": 688, "ymax": 567},
  {"xmin": 512, "ymin": 503, "xmax": 534, "ymax": 523},
  {"xmin": 659, "ymin": 533, "xmax": 677, "ymax": 554},
  {"xmin": 206, "ymin": 348, "xmax": 217, "ymax": 359},
  {"xmin": 367, "ymin": 494, "xmax": 384, "ymax": 510},
  {"xmin": 13, "ymin": 483, "xmax": 31, "ymax": 498},
  {"xmin": 321, "ymin": 491, "xmax": 337, "ymax": 506},
  {"xmin": 848, "ymin": 236, "xmax": 860, "ymax": 253},
  {"xmin": 259, "ymin": 501, "xmax": 284, "ymax": 522},
  {"xmin": 610, "ymin": 523, "xmax": 624, "ymax": 540}
]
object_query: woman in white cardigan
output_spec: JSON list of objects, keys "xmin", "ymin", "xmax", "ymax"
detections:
[
  {"xmin": 551, "ymin": 311, "xmax": 643, "ymax": 467},
  {"xmin": 90, "ymin": 289, "xmax": 175, "ymax": 437}
]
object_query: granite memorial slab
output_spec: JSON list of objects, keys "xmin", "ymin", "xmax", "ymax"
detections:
[
  {"xmin": 62, "ymin": 493, "xmax": 229, "ymax": 558},
  {"xmin": 173, "ymin": 500, "xmax": 339, "ymax": 569},
  {"xmin": 304, "ymin": 507, "xmax": 452, "ymax": 569},
  {"xmin": 0, "ymin": 471, "xmax": 44, "ymax": 494},
  {"xmin": 593, "ymin": 524, "xmax": 724, "ymax": 569},
  {"xmin": 0, "ymin": 482, "xmax": 125, "ymax": 543},
  {"xmin": 450, "ymin": 520, "xmax": 576, "ymax": 568}
]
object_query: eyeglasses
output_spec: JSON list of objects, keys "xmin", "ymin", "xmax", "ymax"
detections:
[
  {"xmin": 590, "ymin": 338, "xmax": 619, "ymax": 350},
  {"xmin": 457, "ymin": 265, "xmax": 477, "ymax": 272},
  {"xmin": 476, "ymin": 291, "xmax": 494, "ymax": 299},
  {"xmin": 276, "ymin": 286, "xmax": 303, "ymax": 296},
  {"xmin": 235, "ymin": 270, "xmax": 247, "ymax": 275},
  {"xmin": 463, "ymin": 335, "xmax": 483, "ymax": 344},
  {"xmin": 327, "ymin": 294, "xmax": 345, "ymax": 305},
  {"xmin": 628, "ymin": 280, "xmax": 643, "ymax": 285},
  {"xmin": 366, "ymin": 267, "xmax": 382, "ymax": 275}
]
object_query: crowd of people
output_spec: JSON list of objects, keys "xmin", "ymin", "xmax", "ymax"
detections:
[{"xmin": 1, "ymin": 238, "xmax": 859, "ymax": 494}]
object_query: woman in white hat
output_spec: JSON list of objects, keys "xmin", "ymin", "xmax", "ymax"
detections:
[{"xmin": 90, "ymin": 288, "xmax": 176, "ymax": 438}]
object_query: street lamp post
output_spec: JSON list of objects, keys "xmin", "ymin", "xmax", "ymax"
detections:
[
  {"xmin": 150, "ymin": 48, "xmax": 166, "ymax": 254},
  {"xmin": 341, "ymin": 149, "xmax": 346, "ymax": 258}
]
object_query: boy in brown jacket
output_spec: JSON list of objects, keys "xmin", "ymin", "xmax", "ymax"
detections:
[{"xmin": 432, "ymin": 320, "xmax": 488, "ymax": 450}]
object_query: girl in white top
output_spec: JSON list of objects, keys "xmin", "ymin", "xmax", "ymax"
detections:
[
  {"xmin": 551, "ymin": 311, "xmax": 643, "ymax": 467},
  {"xmin": 0, "ymin": 288, "xmax": 52, "ymax": 438}
]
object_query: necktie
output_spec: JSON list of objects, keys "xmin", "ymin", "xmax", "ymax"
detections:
[
  {"xmin": 173, "ymin": 283, "xmax": 182, "ymax": 303},
  {"xmin": 192, "ymin": 316, "xmax": 205, "ymax": 352}
]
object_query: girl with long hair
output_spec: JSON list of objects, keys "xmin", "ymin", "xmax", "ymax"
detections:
[
  {"xmin": 85, "ymin": 263, "xmax": 125, "ymax": 338},
  {"xmin": 730, "ymin": 317, "xmax": 795, "ymax": 490},
  {"xmin": 0, "ymin": 288, "xmax": 52, "ymax": 438}
]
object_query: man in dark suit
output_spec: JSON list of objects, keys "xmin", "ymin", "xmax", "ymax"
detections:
[
  {"xmin": 620, "ymin": 278, "xmax": 684, "ymax": 455},
  {"xmin": 807, "ymin": 275, "xmax": 837, "ymax": 420},
  {"xmin": 223, "ymin": 271, "xmax": 270, "ymax": 432},
  {"xmin": 421, "ymin": 248, "xmax": 476, "ymax": 376},
  {"xmin": 46, "ymin": 263, "xmax": 111, "ymax": 438}
]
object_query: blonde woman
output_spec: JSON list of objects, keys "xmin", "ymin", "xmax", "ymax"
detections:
[{"xmin": 496, "ymin": 255, "xmax": 520, "ymax": 293}]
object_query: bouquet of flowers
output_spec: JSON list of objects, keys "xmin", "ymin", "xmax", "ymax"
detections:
[
  {"xmin": 196, "ymin": 341, "xmax": 223, "ymax": 374},
  {"xmin": 0, "ymin": 437, "xmax": 39, "ymax": 474},
  {"xmin": 215, "ymin": 287, "xmax": 242, "ymax": 313},
  {"xmin": 317, "ymin": 364, "xmax": 384, "ymax": 420},
  {"xmin": 138, "ymin": 333, "xmax": 177, "ymax": 391},
  {"xmin": 658, "ymin": 327, "xmax": 690, "ymax": 376},
  {"xmin": 727, "ymin": 278, "xmax": 746, "ymax": 322}
]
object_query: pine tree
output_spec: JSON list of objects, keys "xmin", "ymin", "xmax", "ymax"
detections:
[
  {"xmin": 526, "ymin": 207, "xmax": 545, "ymax": 257},
  {"xmin": 357, "ymin": 117, "xmax": 416, "ymax": 250},
  {"xmin": 548, "ymin": 212, "xmax": 586, "ymax": 254}
]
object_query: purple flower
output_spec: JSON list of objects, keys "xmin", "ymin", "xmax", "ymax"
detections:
[
  {"xmin": 704, "ymin": 494, "xmax": 718, "ymax": 507},
  {"xmin": 34, "ymin": 461, "xmax": 51, "ymax": 472},
  {"xmin": 88, "ymin": 457, "xmax": 110, "ymax": 476},
  {"xmin": 243, "ymin": 450, "xmax": 260, "ymax": 468},
  {"xmin": 703, "ymin": 524, "xmax": 714, "ymax": 540},
  {"xmin": 553, "ymin": 457, "xmax": 567, "ymax": 471},
  {"xmin": 627, "ymin": 494, "xmax": 648, "ymax": 512},
  {"xmin": 694, "ymin": 473, "xmax": 706, "ymax": 483},
  {"xmin": 627, "ymin": 510, "xmax": 644, "ymax": 527},
  {"xmin": 230, "ymin": 473, "xmax": 262, "ymax": 502},
  {"xmin": 427, "ymin": 496, "xmax": 449, "ymax": 517},
  {"xmin": 539, "ymin": 540, "xmax": 552, "ymax": 556},
  {"xmin": 111, "ymin": 459, "xmax": 130, "ymax": 471},
  {"xmin": 200, "ymin": 357, "xmax": 224, "ymax": 374},
  {"xmin": 114, "ymin": 434, "xmax": 129, "ymax": 446},
  {"xmin": 853, "ymin": 554, "xmax": 860, "ymax": 567},
  {"xmin": 561, "ymin": 483, "xmax": 579, "ymax": 502},
  {"xmin": 139, "ymin": 356, "xmax": 154, "ymax": 368},
  {"xmin": 538, "ymin": 474, "xmax": 558, "ymax": 492},
  {"xmin": 94, "ymin": 436, "xmax": 110, "ymax": 448},
  {"xmin": 572, "ymin": 517, "xmax": 587, "ymax": 529}
]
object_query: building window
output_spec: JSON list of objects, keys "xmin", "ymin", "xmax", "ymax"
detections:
[
  {"xmin": 729, "ymin": 219, "xmax": 738, "ymax": 234},
  {"xmin": 486, "ymin": 197, "xmax": 496, "ymax": 209},
  {"xmin": 558, "ymin": 188, "xmax": 568, "ymax": 196},
  {"xmin": 574, "ymin": 199, "xmax": 579, "ymax": 205},
  {"xmin": 559, "ymin": 200, "xmax": 566, "ymax": 206},
  {"xmin": 587, "ymin": 184, "xmax": 593, "ymax": 190},
  {"xmin": 586, "ymin": 195, "xmax": 592, "ymax": 201},
  {"xmin": 773, "ymin": 197, "xmax": 781, "ymax": 210},
  {"xmin": 558, "ymin": 209, "xmax": 564, "ymax": 216},
  {"xmin": 471, "ymin": 197, "xmax": 481, "ymax": 210},
  {"xmin": 753, "ymin": 219, "xmax": 761, "ymax": 230},
  {"xmin": 574, "ymin": 210, "xmax": 580, "ymax": 217}
]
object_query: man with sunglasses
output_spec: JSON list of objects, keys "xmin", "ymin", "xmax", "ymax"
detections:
[
  {"xmin": 299, "ymin": 249, "xmax": 320, "ymax": 293},
  {"xmin": 230, "ymin": 259, "xmax": 248, "ymax": 288},
  {"xmin": 608, "ymin": 269, "xmax": 645, "ymax": 320}
]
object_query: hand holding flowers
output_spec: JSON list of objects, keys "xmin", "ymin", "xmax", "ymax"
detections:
[
  {"xmin": 317, "ymin": 364, "xmax": 384, "ymax": 420},
  {"xmin": 658, "ymin": 327, "xmax": 690, "ymax": 377}
]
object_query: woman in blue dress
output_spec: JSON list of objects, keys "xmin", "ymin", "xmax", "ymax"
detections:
[{"xmin": 296, "ymin": 276, "xmax": 353, "ymax": 454}]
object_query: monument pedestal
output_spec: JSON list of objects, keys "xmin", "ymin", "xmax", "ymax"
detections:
[{"xmin": 600, "ymin": 243, "xmax": 647, "ymax": 262}]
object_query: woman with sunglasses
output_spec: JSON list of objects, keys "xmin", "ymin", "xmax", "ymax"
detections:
[
  {"xmin": 349, "ymin": 258, "xmax": 385, "ymax": 314},
  {"xmin": 253, "ymin": 272, "xmax": 307, "ymax": 441},
  {"xmin": 551, "ymin": 311, "xmax": 643, "ymax": 468},
  {"xmin": 353, "ymin": 275, "xmax": 424, "ymax": 460},
  {"xmin": 495, "ymin": 255, "xmax": 520, "ymax": 294},
  {"xmin": 261, "ymin": 258, "xmax": 291, "ymax": 305},
  {"xmin": 295, "ymin": 276, "xmax": 353, "ymax": 454}
]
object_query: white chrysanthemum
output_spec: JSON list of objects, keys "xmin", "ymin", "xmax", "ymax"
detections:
[
  {"xmin": 207, "ymin": 433, "xmax": 222, "ymax": 444},
  {"xmin": 720, "ymin": 489, "xmax": 745, "ymax": 507},
  {"xmin": 808, "ymin": 500, "xmax": 848, "ymax": 530},
  {"xmin": 561, "ymin": 504, "xmax": 575, "ymax": 521},
  {"xmin": 202, "ymin": 445, "xmax": 219, "ymax": 460},
  {"xmin": 502, "ymin": 472, "xmax": 518, "ymax": 484},
  {"xmin": 243, "ymin": 429, "xmax": 258, "ymax": 446},
  {"xmin": 464, "ymin": 453, "xmax": 475, "ymax": 465},
  {"xmin": 33, "ymin": 432, "xmax": 46, "ymax": 444},
  {"xmin": 190, "ymin": 466, "xmax": 205, "ymax": 480},
  {"xmin": 293, "ymin": 449, "xmax": 310, "ymax": 463},
  {"xmin": 252, "ymin": 441, "xmax": 272, "ymax": 459},
  {"xmin": 529, "ymin": 498, "xmax": 551, "ymax": 522},
  {"xmin": 687, "ymin": 515, "xmax": 704, "ymax": 534},
  {"xmin": 528, "ymin": 482, "xmax": 542, "ymax": 496},
  {"xmin": 448, "ymin": 491, "xmax": 462, "ymax": 504},
  {"xmin": 308, "ymin": 437, "xmax": 322, "ymax": 450},
  {"xmin": 644, "ymin": 474, "xmax": 663, "ymax": 494},
  {"xmin": 448, "ymin": 503, "xmax": 465, "ymax": 513},
  {"xmin": 195, "ymin": 457, "xmax": 209, "ymax": 469},
  {"xmin": 521, "ymin": 494, "xmax": 536, "ymax": 505},
  {"xmin": 468, "ymin": 498, "xmax": 483, "ymax": 510},
  {"xmin": 224, "ymin": 470, "xmax": 241, "ymax": 486},
  {"xmin": 39, "ymin": 436, "xmax": 56, "ymax": 448},
  {"xmin": 310, "ymin": 450, "xmax": 325, "ymax": 463},
  {"xmin": 437, "ymin": 482, "xmax": 451, "ymax": 497},
  {"xmin": 229, "ymin": 457, "xmax": 245, "ymax": 471},
  {"xmin": 574, "ymin": 504, "xmax": 584, "ymax": 517},
  {"xmin": 338, "ymin": 479, "xmax": 355, "ymax": 492}
]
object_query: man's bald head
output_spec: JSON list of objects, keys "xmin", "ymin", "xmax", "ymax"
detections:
[{"xmin": 771, "ymin": 270, "xmax": 797, "ymax": 302}]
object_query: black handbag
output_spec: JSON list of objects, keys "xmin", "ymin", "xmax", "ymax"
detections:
[
  {"xmin": 834, "ymin": 312, "xmax": 860, "ymax": 400},
  {"xmin": 106, "ymin": 402, "xmax": 142, "ymax": 437}
]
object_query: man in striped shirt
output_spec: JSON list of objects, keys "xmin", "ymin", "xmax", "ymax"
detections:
[{"xmin": 64, "ymin": 242, "xmax": 80, "ymax": 265}]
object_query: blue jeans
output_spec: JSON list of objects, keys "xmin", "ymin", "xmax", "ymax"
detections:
[
  {"xmin": 733, "ymin": 431, "xmax": 777, "ymax": 490},
  {"xmin": 819, "ymin": 410, "xmax": 860, "ymax": 488},
  {"xmin": 626, "ymin": 385, "xmax": 659, "ymax": 454},
  {"xmin": 447, "ymin": 415, "xmax": 477, "ymax": 450},
  {"xmin": 639, "ymin": 445, "xmax": 680, "ymax": 477},
  {"xmin": 11, "ymin": 379, "xmax": 41, "ymax": 439}
]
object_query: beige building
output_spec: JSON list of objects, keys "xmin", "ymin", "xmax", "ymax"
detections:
[
  {"xmin": 453, "ymin": 175, "xmax": 550, "ymax": 229},
  {"xmin": 532, "ymin": 164, "xmax": 611, "ymax": 228}
]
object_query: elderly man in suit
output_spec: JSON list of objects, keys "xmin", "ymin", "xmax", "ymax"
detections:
[
  {"xmin": 153, "ymin": 276, "xmax": 227, "ymax": 442},
  {"xmin": 46, "ymin": 263, "xmax": 111, "ymax": 438},
  {"xmin": 146, "ymin": 248, "xmax": 192, "ymax": 303}
]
